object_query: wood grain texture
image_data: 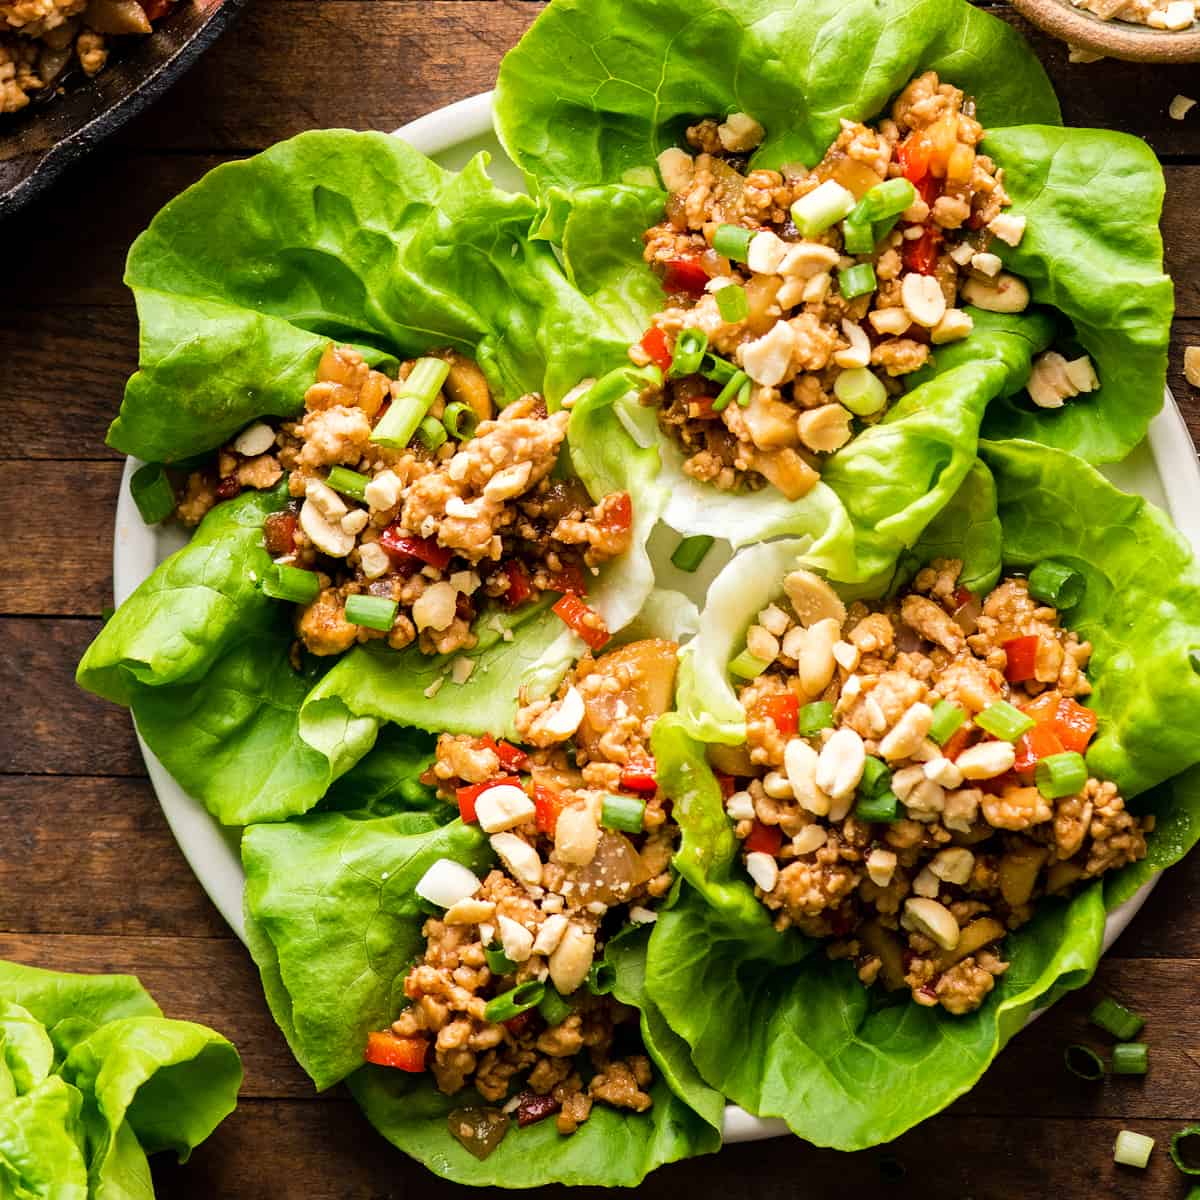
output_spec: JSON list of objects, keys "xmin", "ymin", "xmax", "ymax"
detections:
[{"xmin": 2, "ymin": 1, "xmax": 1199, "ymax": 1196}]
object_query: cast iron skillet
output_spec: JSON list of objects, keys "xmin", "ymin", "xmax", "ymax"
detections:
[{"xmin": 0, "ymin": 0, "xmax": 249, "ymax": 218}]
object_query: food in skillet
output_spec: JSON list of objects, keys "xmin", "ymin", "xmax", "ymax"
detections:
[{"xmin": 1, "ymin": 0, "xmax": 176, "ymax": 114}]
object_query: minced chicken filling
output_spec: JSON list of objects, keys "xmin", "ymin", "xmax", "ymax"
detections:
[
  {"xmin": 172, "ymin": 344, "xmax": 632, "ymax": 662},
  {"xmin": 1071, "ymin": 0, "xmax": 1196, "ymax": 28},
  {"xmin": 1, "ymin": 0, "xmax": 174, "ymax": 114},
  {"xmin": 631, "ymin": 72, "xmax": 1094, "ymax": 500},
  {"xmin": 369, "ymin": 640, "xmax": 680, "ymax": 1156},
  {"xmin": 712, "ymin": 561, "xmax": 1149, "ymax": 1015}
]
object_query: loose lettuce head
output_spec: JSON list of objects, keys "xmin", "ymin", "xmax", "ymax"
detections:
[
  {"xmin": 496, "ymin": 0, "xmax": 1171, "ymax": 468},
  {"xmin": 0, "ymin": 960, "xmax": 240, "ymax": 1199},
  {"xmin": 648, "ymin": 441, "xmax": 1200, "ymax": 1150}
]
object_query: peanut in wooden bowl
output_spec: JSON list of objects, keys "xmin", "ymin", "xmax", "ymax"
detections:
[{"xmin": 1010, "ymin": 0, "xmax": 1200, "ymax": 60}]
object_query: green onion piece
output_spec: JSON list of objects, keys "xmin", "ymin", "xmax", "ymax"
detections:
[
  {"xmin": 858, "ymin": 755, "xmax": 891, "ymax": 799},
  {"xmin": 442, "ymin": 401, "xmax": 480, "ymax": 441},
  {"xmin": 587, "ymin": 961, "xmax": 616, "ymax": 996},
  {"xmin": 130, "ymin": 463, "xmax": 176, "ymax": 525},
  {"xmin": 841, "ymin": 217, "xmax": 876, "ymax": 255},
  {"xmin": 715, "ymin": 284, "xmax": 749, "ymax": 323},
  {"xmin": 417, "ymin": 415, "xmax": 448, "ymax": 452},
  {"xmin": 485, "ymin": 941, "xmax": 517, "ymax": 976},
  {"xmin": 325, "ymin": 465, "xmax": 369, "ymax": 501},
  {"xmin": 833, "ymin": 366, "xmax": 887, "ymax": 416},
  {"xmin": 713, "ymin": 223, "xmax": 754, "ymax": 261},
  {"xmin": 262, "ymin": 565, "xmax": 320, "ymax": 605},
  {"xmin": 669, "ymin": 327, "xmax": 709, "ymax": 378},
  {"xmin": 797, "ymin": 700, "xmax": 835, "ymax": 736},
  {"xmin": 671, "ymin": 534, "xmax": 715, "ymax": 573},
  {"xmin": 736, "ymin": 378, "xmax": 753, "ymax": 407},
  {"xmin": 345, "ymin": 594, "xmax": 398, "ymax": 632},
  {"xmin": 1035, "ymin": 751, "xmax": 1088, "ymax": 799},
  {"xmin": 602, "ymin": 793, "xmax": 646, "ymax": 833},
  {"xmin": 929, "ymin": 700, "xmax": 967, "ymax": 746},
  {"xmin": 1063, "ymin": 1044, "xmax": 1105, "ymax": 1082},
  {"xmin": 975, "ymin": 700, "xmax": 1035, "ymax": 742},
  {"xmin": 1089, "ymin": 996, "xmax": 1145, "ymax": 1041},
  {"xmin": 790, "ymin": 180, "xmax": 856, "ymax": 237},
  {"xmin": 1028, "ymin": 559, "xmax": 1085, "ymax": 610},
  {"xmin": 1111, "ymin": 1043, "xmax": 1149, "ymax": 1076},
  {"xmin": 370, "ymin": 357, "xmax": 450, "ymax": 448},
  {"xmin": 873, "ymin": 213, "xmax": 901, "ymax": 243},
  {"xmin": 851, "ymin": 177, "xmax": 918, "ymax": 224},
  {"xmin": 537, "ymin": 987, "xmax": 574, "ymax": 1028},
  {"xmin": 1114, "ymin": 1130, "xmax": 1155, "ymax": 1170},
  {"xmin": 700, "ymin": 353, "xmax": 739, "ymax": 384},
  {"xmin": 838, "ymin": 262, "xmax": 878, "ymax": 300},
  {"xmin": 729, "ymin": 648, "xmax": 770, "ymax": 681},
  {"xmin": 855, "ymin": 788, "xmax": 899, "ymax": 823},
  {"xmin": 1170, "ymin": 1126, "xmax": 1200, "ymax": 1175},
  {"xmin": 483, "ymin": 980, "xmax": 545, "ymax": 1024},
  {"xmin": 712, "ymin": 368, "xmax": 750, "ymax": 413}
]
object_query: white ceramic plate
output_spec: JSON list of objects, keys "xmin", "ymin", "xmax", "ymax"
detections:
[{"xmin": 113, "ymin": 90, "xmax": 1200, "ymax": 1145}]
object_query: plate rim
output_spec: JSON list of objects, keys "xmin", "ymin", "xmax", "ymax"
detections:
[{"xmin": 112, "ymin": 88, "xmax": 1197, "ymax": 1145}]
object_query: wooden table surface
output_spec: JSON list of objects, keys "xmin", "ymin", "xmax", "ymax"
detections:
[{"xmin": 2, "ymin": 3, "xmax": 1198, "ymax": 1196}]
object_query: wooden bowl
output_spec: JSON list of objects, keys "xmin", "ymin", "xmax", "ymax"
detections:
[{"xmin": 1009, "ymin": 0, "xmax": 1200, "ymax": 60}]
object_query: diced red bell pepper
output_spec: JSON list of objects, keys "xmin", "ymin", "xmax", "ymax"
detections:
[
  {"xmin": 954, "ymin": 586, "xmax": 974, "ymax": 609},
  {"xmin": 546, "ymin": 562, "xmax": 588, "ymax": 597},
  {"xmin": 744, "ymin": 820, "xmax": 782, "ymax": 856},
  {"xmin": 763, "ymin": 693, "xmax": 799, "ymax": 738},
  {"xmin": 902, "ymin": 227, "xmax": 941, "ymax": 275},
  {"xmin": 552, "ymin": 593, "xmax": 610, "ymax": 651},
  {"xmin": 501, "ymin": 560, "xmax": 533, "ymax": 608},
  {"xmin": 978, "ymin": 771, "xmax": 1018, "ymax": 797},
  {"xmin": 915, "ymin": 172, "xmax": 942, "ymax": 207},
  {"xmin": 1003, "ymin": 635, "xmax": 1040, "ymax": 684},
  {"xmin": 941, "ymin": 723, "xmax": 975, "ymax": 762},
  {"xmin": 714, "ymin": 773, "xmax": 736, "ymax": 800},
  {"xmin": 897, "ymin": 135, "xmax": 931, "ymax": 183},
  {"xmin": 640, "ymin": 326, "xmax": 673, "ymax": 372},
  {"xmin": 503, "ymin": 1011, "xmax": 535, "ymax": 1037},
  {"xmin": 480, "ymin": 735, "xmax": 528, "ymax": 771},
  {"xmin": 1054, "ymin": 697, "xmax": 1097, "ymax": 754},
  {"xmin": 1013, "ymin": 723, "xmax": 1065, "ymax": 775},
  {"xmin": 531, "ymin": 784, "xmax": 567, "ymax": 836},
  {"xmin": 599, "ymin": 492, "xmax": 633, "ymax": 536},
  {"xmin": 364, "ymin": 1031, "xmax": 427, "ymax": 1072},
  {"xmin": 620, "ymin": 762, "xmax": 658, "ymax": 793},
  {"xmin": 456, "ymin": 776, "xmax": 523, "ymax": 824},
  {"xmin": 379, "ymin": 527, "xmax": 453, "ymax": 571},
  {"xmin": 1022, "ymin": 691, "xmax": 1061, "ymax": 725},
  {"xmin": 263, "ymin": 511, "xmax": 297, "ymax": 557},
  {"xmin": 663, "ymin": 257, "xmax": 711, "ymax": 296}
]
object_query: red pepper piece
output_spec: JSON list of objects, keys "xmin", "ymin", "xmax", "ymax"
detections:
[
  {"xmin": 1003, "ymin": 634, "xmax": 1040, "ymax": 683},
  {"xmin": 1013, "ymin": 723, "xmax": 1065, "ymax": 775},
  {"xmin": 640, "ymin": 326, "xmax": 673, "ymax": 372},
  {"xmin": 1053, "ymin": 697, "xmax": 1097, "ymax": 753},
  {"xmin": 941, "ymin": 723, "xmax": 975, "ymax": 762},
  {"xmin": 503, "ymin": 1011, "xmax": 535, "ymax": 1037},
  {"xmin": 763, "ymin": 693, "xmax": 799, "ymax": 738},
  {"xmin": 599, "ymin": 492, "xmax": 633, "ymax": 536},
  {"xmin": 455, "ymin": 776, "xmax": 523, "ymax": 824},
  {"xmin": 954, "ymin": 586, "xmax": 974, "ymax": 609},
  {"xmin": 546, "ymin": 562, "xmax": 587, "ymax": 597},
  {"xmin": 531, "ymin": 784, "xmax": 567, "ymax": 836},
  {"xmin": 902, "ymin": 227, "xmax": 941, "ymax": 275},
  {"xmin": 714, "ymin": 773, "xmax": 736, "ymax": 800},
  {"xmin": 379, "ymin": 527, "xmax": 453, "ymax": 571},
  {"xmin": 263, "ymin": 511, "xmax": 297, "ymax": 557},
  {"xmin": 364, "ymin": 1031, "xmax": 427, "ymax": 1072},
  {"xmin": 482, "ymin": 735, "xmax": 528, "ymax": 772},
  {"xmin": 916, "ymin": 172, "xmax": 942, "ymax": 207},
  {"xmin": 897, "ymin": 134, "xmax": 931, "ymax": 183},
  {"xmin": 552, "ymin": 593, "xmax": 610, "ymax": 651},
  {"xmin": 501, "ymin": 560, "xmax": 533, "ymax": 608},
  {"xmin": 744, "ymin": 820, "xmax": 783, "ymax": 856},
  {"xmin": 663, "ymin": 257, "xmax": 710, "ymax": 296},
  {"xmin": 619, "ymin": 762, "xmax": 658, "ymax": 793}
]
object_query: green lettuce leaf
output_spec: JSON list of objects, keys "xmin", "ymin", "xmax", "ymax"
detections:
[{"xmin": 111, "ymin": 132, "xmax": 632, "ymax": 462}]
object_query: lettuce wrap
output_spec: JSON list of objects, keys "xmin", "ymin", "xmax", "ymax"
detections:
[
  {"xmin": 644, "ymin": 439, "xmax": 1200, "ymax": 1149},
  {"xmin": 0, "ymin": 960, "xmax": 240, "ymax": 1199}
]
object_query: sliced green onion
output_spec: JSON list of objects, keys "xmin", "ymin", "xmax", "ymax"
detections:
[
  {"xmin": 1111, "ymin": 1043, "xmax": 1148, "ymax": 1075},
  {"xmin": 736, "ymin": 378, "xmax": 752, "ymax": 407},
  {"xmin": 838, "ymin": 262, "xmax": 877, "ymax": 300},
  {"xmin": 715, "ymin": 284, "xmax": 749, "ymax": 323},
  {"xmin": 729, "ymin": 649, "xmax": 770, "ymax": 680},
  {"xmin": 587, "ymin": 960, "xmax": 616, "ymax": 996},
  {"xmin": 602, "ymin": 794, "xmax": 647, "ymax": 833},
  {"xmin": 797, "ymin": 701, "xmax": 835, "ymax": 736},
  {"xmin": 873, "ymin": 213, "xmax": 901, "ymax": 243},
  {"xmin": 855, "ymin": 789, "xmax": 899, "ymax": 823},
  {"xmin": 712, "ymin": 368, "xmax": 750, "ymax": 413},
  {"xmin": 929, "ymin": 700, "xmax": 967, "ymax": 746},
  {"xmin": 1035, "ymin": 751, "xmax": 1087, "ymax": 799},
  {"xmin": 130, "ymin": 463, "xmax": 176, "ymax": 525},
  {"xmin": 850, "ymin": 177, "xmax": 918, "ymax": 224},
  {"xmin": 790, "ymin": 180, "xmax": 856, "ymax": 237},
  {"xmin": 713, "ymin": 223, "xmax": 754, "ymax": 261},
  {"xmin": 669, "ymin": 328, "xmax": 709, "ymax": 378},
  {"xmin": 416, "ymin": 415, "xmax": 448, "ymax": 452},
  {"xmin": 325, "ymin": 465, "xmax": 369, "ymax": 501},
  {"xmin": 671, "ymin": 534, "xmax": 715, "ymax": 573},
  {"xmin": 833, "ymin": 366, "xmax": 888, "ymax": 416},
  {"xmin": 1114, "ymin": 1130, "xmax": 1154, "ymax": 1170},
  {"xmin": 485, "ymin": 941, "xmax": 517, "ymax": 976},
  {"xmin": 975, "ymin": 700, "xmax": 1035, "ymax": 742},
  {"xmin": 442, "ymin": 401, "xmax": 479, "ymax": 441},
  {"xmin": 858, "ymin": 756, "xmax": 891, "ymax": 799},
  {"xmin": 1063, "ymin": 1044, "xmax": 1105, "ymax": 1082},
  {"xmin": 1028, "ymin": 560, "xmax": 1085, "ymax": 610},
  {"xmin": 700, "ymin": 353, "xmax": 739, "ymax": 384},
  {"xmin": 345, "ymin": 594, "xmax": 398, "ymax": 631},
  {"xmin": 483, "ymin": 981, "xmax": 545, "ymax": 1024},
  {"xmin": 841, "ymin": 217, "xmax": 876, "ymax": 255},
  {"xmin": 537, "ymin": 987, "xmax": 574, "ymax": 1028},
  {"xmin": 370, "ymin": 357, "xmax": 450, "ymax": 449},
  {"xmin": 1170, "ymin": 1126, "xmax": 1200, "ymax": 1175},
  {"xmin": 262, "ymin": 564, "xmax": 320, "ymax": 605},
  {"xmin": 1090, "ymin": 996, "xmax": 1145, "ymax": 1041}
]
